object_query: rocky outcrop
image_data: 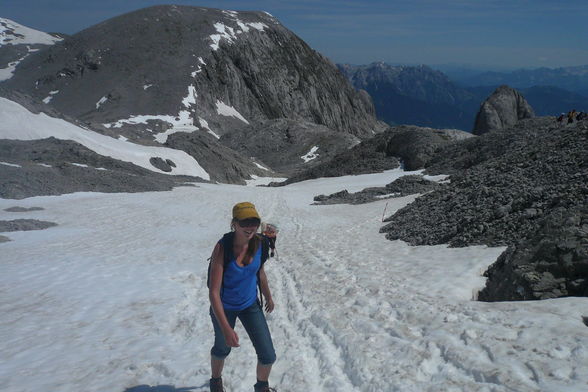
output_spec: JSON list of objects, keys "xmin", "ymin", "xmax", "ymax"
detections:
[
  {"xmin": 478, "ymin": 206, "xmax": 588, "ymax": 301},
  {"xmin": 270, "ymin": 128, "xmax": 400, "ymax": 186},
  {"xmin": 313, "ymin": 175, "xmax": 440, "ymax": 205},
  {"xmin": 379, "ymin": 117, "xmax": 588, "ymax": 300},
  {"xmin": 381, "ymin": 118, "xmax": 587, "ymax": 247},
  {"xmin": 271, "ymin": 125, "xmax": 472, "ymax": 186},
  {"xmin": 220, "ymin": 119, "xmax": 359, "ymax": 175},
  {"xmin": 385, "ymin": 126, "xmax": 474, "ymax": 170},
  {"xmin": 0, "ymin": 219, "xmax": 57, "ymax": 232},
  {"xmin": 472, "ymin": 85, "xmax": 534, "ymax": 135},
  {"xmin": 3, "ymin": 6, "xmax": 383, "ymax": 173},
  {"xmin": 0, "ymin": 137, "xmax": 201, "ymax": 199}
]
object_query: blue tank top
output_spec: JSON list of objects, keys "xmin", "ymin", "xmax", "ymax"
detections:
[{"xmin": 221, "ymin": 245, "xmax": 261, "ymax": 310}]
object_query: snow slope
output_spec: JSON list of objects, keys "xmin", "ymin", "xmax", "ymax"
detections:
[
  {"xmin": 0, "ymin": 18, "xmax": 62, "ymax": 46},
  {"xmin": 1, "ymin": 169, "xmax": 587, "ymax": 392},
  {"xmin": 0, "ymin": 97, "xmax": 210, "ymax": 179}
]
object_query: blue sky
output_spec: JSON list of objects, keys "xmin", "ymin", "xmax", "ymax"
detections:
[{"xmin": 2, "ymin": 0, "xmax": 588, "ymax": 70}]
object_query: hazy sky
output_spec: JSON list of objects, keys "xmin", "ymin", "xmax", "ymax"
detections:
[{"xmin": 2, "ymin": 0, "xmax": 587, "ymax": 70}]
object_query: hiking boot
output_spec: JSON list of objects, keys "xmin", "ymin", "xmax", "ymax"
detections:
[
  {"xmin": 210, "ymin": 377, "xmax": 225, "ymax": 392},
  {"xmin": 254, "ymin": 381, "xmax": 277, "ymax": 392}
]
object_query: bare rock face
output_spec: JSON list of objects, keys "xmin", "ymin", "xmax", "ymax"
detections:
[
  {"xmin": 473, "ymin": 85, "xmax": 534, "ymax": 135},
  {"xmin": 478, "ymin": 206, "xmax": 588, "ymax": 301}
]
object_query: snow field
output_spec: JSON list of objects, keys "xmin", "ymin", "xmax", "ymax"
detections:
[{"xmin": 0, "ymin": 169, "xmax": 587, "ymax": 392}]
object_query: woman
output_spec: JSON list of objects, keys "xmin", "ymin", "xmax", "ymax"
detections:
[{"xmin": 208, "ymin": 202, "xmax": 277, "ymax": 392}]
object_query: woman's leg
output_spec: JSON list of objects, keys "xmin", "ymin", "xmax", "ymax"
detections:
[
  {"xmin": 210, "ymin": 307, "xmax": 238, "ymax": 378},
  {"xmin": 238, "ymin": 302, "xmax": 276, "ymax": 380}
]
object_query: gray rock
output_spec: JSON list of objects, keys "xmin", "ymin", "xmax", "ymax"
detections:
[
  {"xmin": 478, "ymin": 206, "xmax": 588, "ymax": 301},
  {"xmin": 149, "ymin": 157, "xmax": 173, "ymax": 172},
  {"xmin": 380, "ymin": 117, "xmax": 588, "ymax": 300},
  {"xmin": 0, "ymin": 235, "xmax": 10, "ymax": 243},
  {"xmin": 4, "ymin": 206, "xmax": 44, "ymax": 212},
  {"xmin": 473, "ymin": 85, "xmax": 535, "ymax": 135},
  {"xmin": 385, "ymin": 125, "xmax": 474, "ymax": 170},
  {"xmin": 0, "ymin": 219, "xmax": 57, "ymax": 232},
  {"xmin": 313, "ymin": 175, "xmax": 439, "ymax": 205}
]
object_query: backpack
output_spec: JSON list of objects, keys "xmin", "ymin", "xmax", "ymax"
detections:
[{"xmin": 207, "ymin": 232, "xmax": 271, "ymax": 308}]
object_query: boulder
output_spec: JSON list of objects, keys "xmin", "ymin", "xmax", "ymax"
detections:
[{"xmin": 473, "ymin": 85, "xmax": 534, "ymax": 135}]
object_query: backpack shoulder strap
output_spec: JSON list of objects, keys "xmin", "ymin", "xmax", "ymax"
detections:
[{"xmin": 219, "ymin": 232, "xmax": 235, "ymax": 267}]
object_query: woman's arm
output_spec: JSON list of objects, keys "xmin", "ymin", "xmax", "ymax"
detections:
[
  {"xmin": 259, "ymin": 267, "xmax": 274, "ymax": 313},
  {"xmin": 209, "ymin": 242, "xmax": 240, "ymax": 347}
]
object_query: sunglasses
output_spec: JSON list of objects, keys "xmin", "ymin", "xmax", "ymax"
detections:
[{"xmin": 237, "ymin": 218, "xmax": 260, "ymax": 228}]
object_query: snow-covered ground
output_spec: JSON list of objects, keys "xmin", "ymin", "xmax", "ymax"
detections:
[{"xmin": 1, "ymin": 169, "xmax": 587, "ymax": 392}]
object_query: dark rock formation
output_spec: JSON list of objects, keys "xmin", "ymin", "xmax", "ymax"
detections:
[
  {"xmin": 385, "ymin": 126, "xmax": 474, "ymax": 170},
  {"xmin": 0, "ymin": 219, "xmax": 57, "ymax": 231},
  {"xmin": 381, "ymin": 118, "xmax": 587, "ymax": 247},
  {"xmin": 0, "ymin": 137, "xmax": 202, "ymax": 199},
  {"xmin": 4, "ymin": 206, "xmax": 44, "ymax": 212},
  {"xmin": 472, "ymin": 85, "xmax": 535, "ymax": 135},
  {"xmin": 478, "ymin": 206, "xmax": 588, "ymax": 301},
  {"xmin": 380, "ymin": 117, "xmax": 588, "ymax": 300},
  {"xmin": 313, "ymin": 175, "xmax": 440, "ymax": 205}
]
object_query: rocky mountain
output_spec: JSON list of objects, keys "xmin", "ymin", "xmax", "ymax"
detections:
[
  {"xmin": 2, "ymin": 6, "xmax": 383, "ymax": 178},
  {"xmin": 338, "ymin": 62, "xmax": 480, "ymax": 130},
  {"xmin": 456, "ymin": 65, "xmax": 588, "ymax": 95},
  {"xmin": 0, "ymin": 18, "xmax": 63, "ymax": 82},
  {"xmin": 472, "ymin": 85, "xmax": 535, "ymax": 135}
]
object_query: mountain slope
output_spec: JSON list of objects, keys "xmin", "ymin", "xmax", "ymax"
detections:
[
  {"xmin": 0, "ymin": 17, "xmax": 63, "ymax": 82},
  {"xmin": 3, "ymin": 6, "xmax": 382, "ymax": 157}
]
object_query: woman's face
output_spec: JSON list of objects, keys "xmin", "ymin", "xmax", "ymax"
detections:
[{"xmin": 235, "ymin": 218, "xmax": 260, "ymax": 240}]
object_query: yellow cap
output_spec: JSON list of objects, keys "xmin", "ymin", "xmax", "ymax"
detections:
[{"xmin": 232, "ymin": 202, "xmax": 260, "ymax": 221}]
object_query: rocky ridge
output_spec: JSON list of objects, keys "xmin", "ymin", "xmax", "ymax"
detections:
[
  {"xmin": 380, "ymin": 117, "xmax": 588, "ymax": 300},
  {"xmin": 272, "ymin": 125, "xmax": 472, "ymax": 186},
  {"xmin": 313, "ymin": 175, "xmax": 440, "ymax": 205}
]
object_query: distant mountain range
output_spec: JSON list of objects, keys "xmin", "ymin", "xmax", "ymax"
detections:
[
  {"xmin": 453, "ymin": 65, "xmax": 588, "ymax": 96},
  {"xmin": 339, "ymin": 63, "xmax": 588, "ymax": 131}
]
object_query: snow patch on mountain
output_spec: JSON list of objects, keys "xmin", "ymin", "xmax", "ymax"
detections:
[
  {"xmin": 301, "ymin": 146, "xmax": 319, "ymax": 163},
  {"xmin": 0, "ymin": 97, "xmax": 209, "ymax": 179},
  {"xmin": 104, "ymin": 86, "xmax": 200, "ymax": 143},
  {"xmin": 0, "ymin": 18, "xmax": 62, "ymax": 46},
  {"xmin": 215, "ymin": 100, "xmax": 249, "ymax": 124},
  {"xmin": 42, "ymin": 90, "xmax": 59, "ymax": 104},
  {"xmin": 95, "ymin": 96, "xmax": 108, "ymax": 109},
  {"xmin": 208, "ymin": 12, "xmax": 268, "ymax": 51},
  {"xmin": 198, "ymin": 117, "xmax": 220, "ymax": 139}
]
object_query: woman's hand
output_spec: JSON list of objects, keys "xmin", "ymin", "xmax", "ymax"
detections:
[
  {"xmin": 264, "ymin": 297, "xmax": 274, "ymax": 313},
  {"xmin": 223, "ymin": 327, "xmax": 240, "ymax": 347}
]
